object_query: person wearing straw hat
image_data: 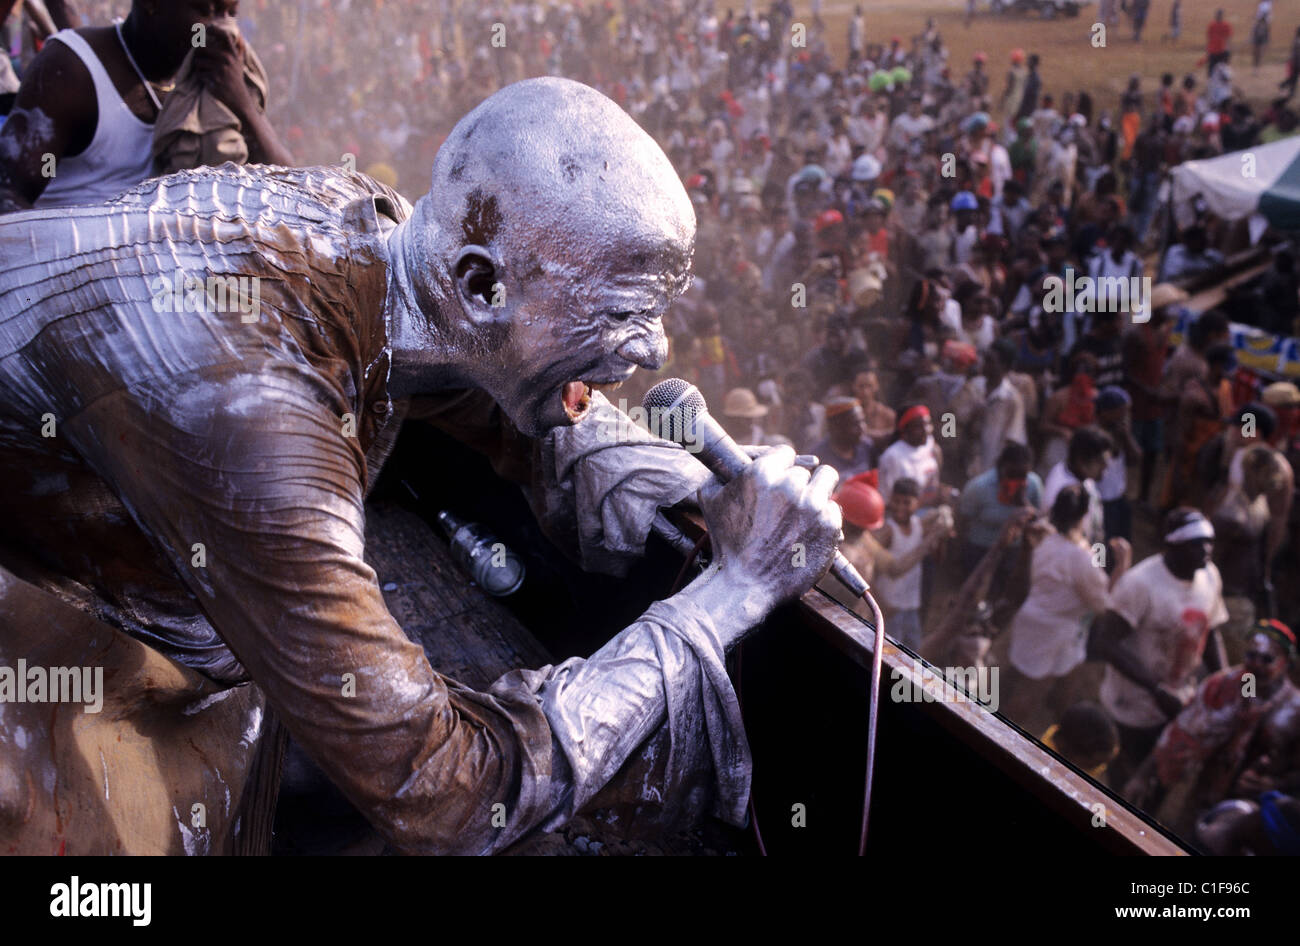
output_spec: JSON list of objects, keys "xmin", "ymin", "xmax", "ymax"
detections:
[
  {"xmin": 721, "ymin": 386, "xmax": 770, "ymax": 445},
  {"xmin": 1262, "ymin": 381, "xmax": 1300, "ymax": 452}
]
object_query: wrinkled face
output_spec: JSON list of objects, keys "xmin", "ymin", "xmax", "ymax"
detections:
[
  {"xmin": 496, "ymin": 233, "xmax": 693, "ymax": 437},
  {"xmin": 431, "ymin": 80, "xmax": 697, "ymax": 439}
]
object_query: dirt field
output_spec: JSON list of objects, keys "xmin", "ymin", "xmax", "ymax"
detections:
[{"xmin": 799, "ymin": 0, "xmax": 1299, "ymax": 115}]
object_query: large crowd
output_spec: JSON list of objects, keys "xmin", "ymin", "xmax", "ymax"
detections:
[{"xmin": 21, "ymin": 0, "xmax": 1300, "ymax": 853}]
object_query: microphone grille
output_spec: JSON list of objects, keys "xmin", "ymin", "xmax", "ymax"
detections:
[{"xmin": 643, "ymin": 378, "xmax": 707, "ymax": 446}]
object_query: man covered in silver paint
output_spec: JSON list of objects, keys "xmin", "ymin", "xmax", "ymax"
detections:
[{"xmin": 0, "ymin": 78, "xmax": 843, "ymax": 854}]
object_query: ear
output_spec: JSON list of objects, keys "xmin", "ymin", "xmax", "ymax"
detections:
[{"xmin": 453, "ymin": 246, "xmax": 502, "ymax": 326}]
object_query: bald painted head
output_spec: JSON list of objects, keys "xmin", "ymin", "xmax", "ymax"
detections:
[{"xmin": 398, "ymin": 77, "xmax": 696, "ymax": 437}]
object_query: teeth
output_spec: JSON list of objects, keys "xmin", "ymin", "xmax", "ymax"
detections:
[
  {"xmin": 560, "ymin": 379, "xmax": 626, "ymax": 422},
  {"xmin": 561, "ymin": 380, "xmax": 592, "ymax": 421}
]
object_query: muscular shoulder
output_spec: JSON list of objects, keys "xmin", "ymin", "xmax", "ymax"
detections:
[
  {"xmin": 0, "ymin": 37, "xmax": 96, "ymax": 201},
  {"xmin": 12, "ymin": 33, "xmax": 94, "ymax": 122}
]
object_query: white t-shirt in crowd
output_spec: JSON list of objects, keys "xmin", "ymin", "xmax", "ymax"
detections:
[
  {"xmin": 939, "ymin": 298, "xmax": 963, "ymax": 335},
  {"xmin": 1008, "ymin": 531, "xmax": 1111, "ymax": 679},
  {"xmin": 1097, "ymin": 450, "xmax": 1126, "ymax": 502},
  {"xmin": 1087, "ymin": 248, "xmax": 1147, "ymax": 324},
  {"xmin": 990, "ymin": 143, "xmax": 1011, "ymax": 198},
  {"xmin": 889, "ymin": 111, "xmax": 934, "ymax": 150},
  {"xmin": 1042, "ymin": 462, "xmax": 1105, "ymax": 545},
  {"xmin": 872, "ymin": 515, "xmax": 925, "ymax": 612},
  {"xmin": 1099, "ymin": 554, "xmax": 1229, "ymax": 728},
  {"xmin": 959, "ymin": 315, "xmax": 997, "ymax": 352},
  {"xmin": 878, "ymin": 437, "xmax": 941, "ymax": 503},
  {"xmin": 953, "ymin": 224, "xmax": 979, "ymax": 265}
]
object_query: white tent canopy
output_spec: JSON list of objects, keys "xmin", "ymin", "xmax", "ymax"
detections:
[{"xmin": 1169, "ymin": 137, "xmax": 1300, "ymax": 235}]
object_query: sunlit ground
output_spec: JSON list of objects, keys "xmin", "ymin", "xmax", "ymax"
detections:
[{"xmin": 801, "ymin": 0, "xmax": 1299, "ymax": 115}]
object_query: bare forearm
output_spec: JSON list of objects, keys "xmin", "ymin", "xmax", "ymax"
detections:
[
  {"xmin": 237, "ymin": 106, "xmax": 294, "ymax": 167},
  {"xmin": 1107, "ymin": 562, "xmax": 1130, "ymax": 590},
  {"xmin": 965, "ymin": 537, "xmax": 1008, "ymax": 603},
  {"xmin": 876, "ymin": 540, "xmax": 931, "ymax": 578},
  {"xmin": 1204, "ymin": 627, "xmax": 1228, "ymax": 673},
  {"xmin": 23, "ymin": 0, "xmax": 55, "ymax": 37},
  {"xmin": 1092, "ymin": 617, "xmax": 1161, "ymax": 692},
  {"xmin": 44, "ymin": 0, "xmax": 74, "ymax": 29},
  {"xmin": 1105, "ymin": 647, "xmax": 1161, "ymax": 692}
]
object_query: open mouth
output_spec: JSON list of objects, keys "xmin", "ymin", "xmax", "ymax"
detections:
[{"xmin": 560, "ymin": 378, "xmax": 626, "ymax": 422}]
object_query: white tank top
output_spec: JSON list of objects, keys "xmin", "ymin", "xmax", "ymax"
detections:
[
  {"xmin": 35, "ymin": 30, "xmax": 154, "ymax": 208},
  {"xmin": 873, "ymin": 515, "xmax": 925, "ymax": 611}
]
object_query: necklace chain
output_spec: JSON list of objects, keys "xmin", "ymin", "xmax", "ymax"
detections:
[{"xmin": 115, "ymin": 19, "xmax": 162, "ymax": 112}]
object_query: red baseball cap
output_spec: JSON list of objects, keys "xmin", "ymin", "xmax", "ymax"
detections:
[{"xmin": 814, "ymin": 209, "xmax": 845, "ymax": 233}]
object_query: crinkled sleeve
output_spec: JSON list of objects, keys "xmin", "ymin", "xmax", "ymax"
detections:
[{"xmin": 67, "ymin": 367, "xmax": 746, "ymax": 854}]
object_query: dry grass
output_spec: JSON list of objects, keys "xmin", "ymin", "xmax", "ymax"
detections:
[{"xmin": 799, "ymin": 0, "xmax": 1300, "ymax": 114}]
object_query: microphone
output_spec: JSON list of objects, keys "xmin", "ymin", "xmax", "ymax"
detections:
[{"xmin": 643, "ymin": 378, "xmax": 870, "ymax": 599}]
